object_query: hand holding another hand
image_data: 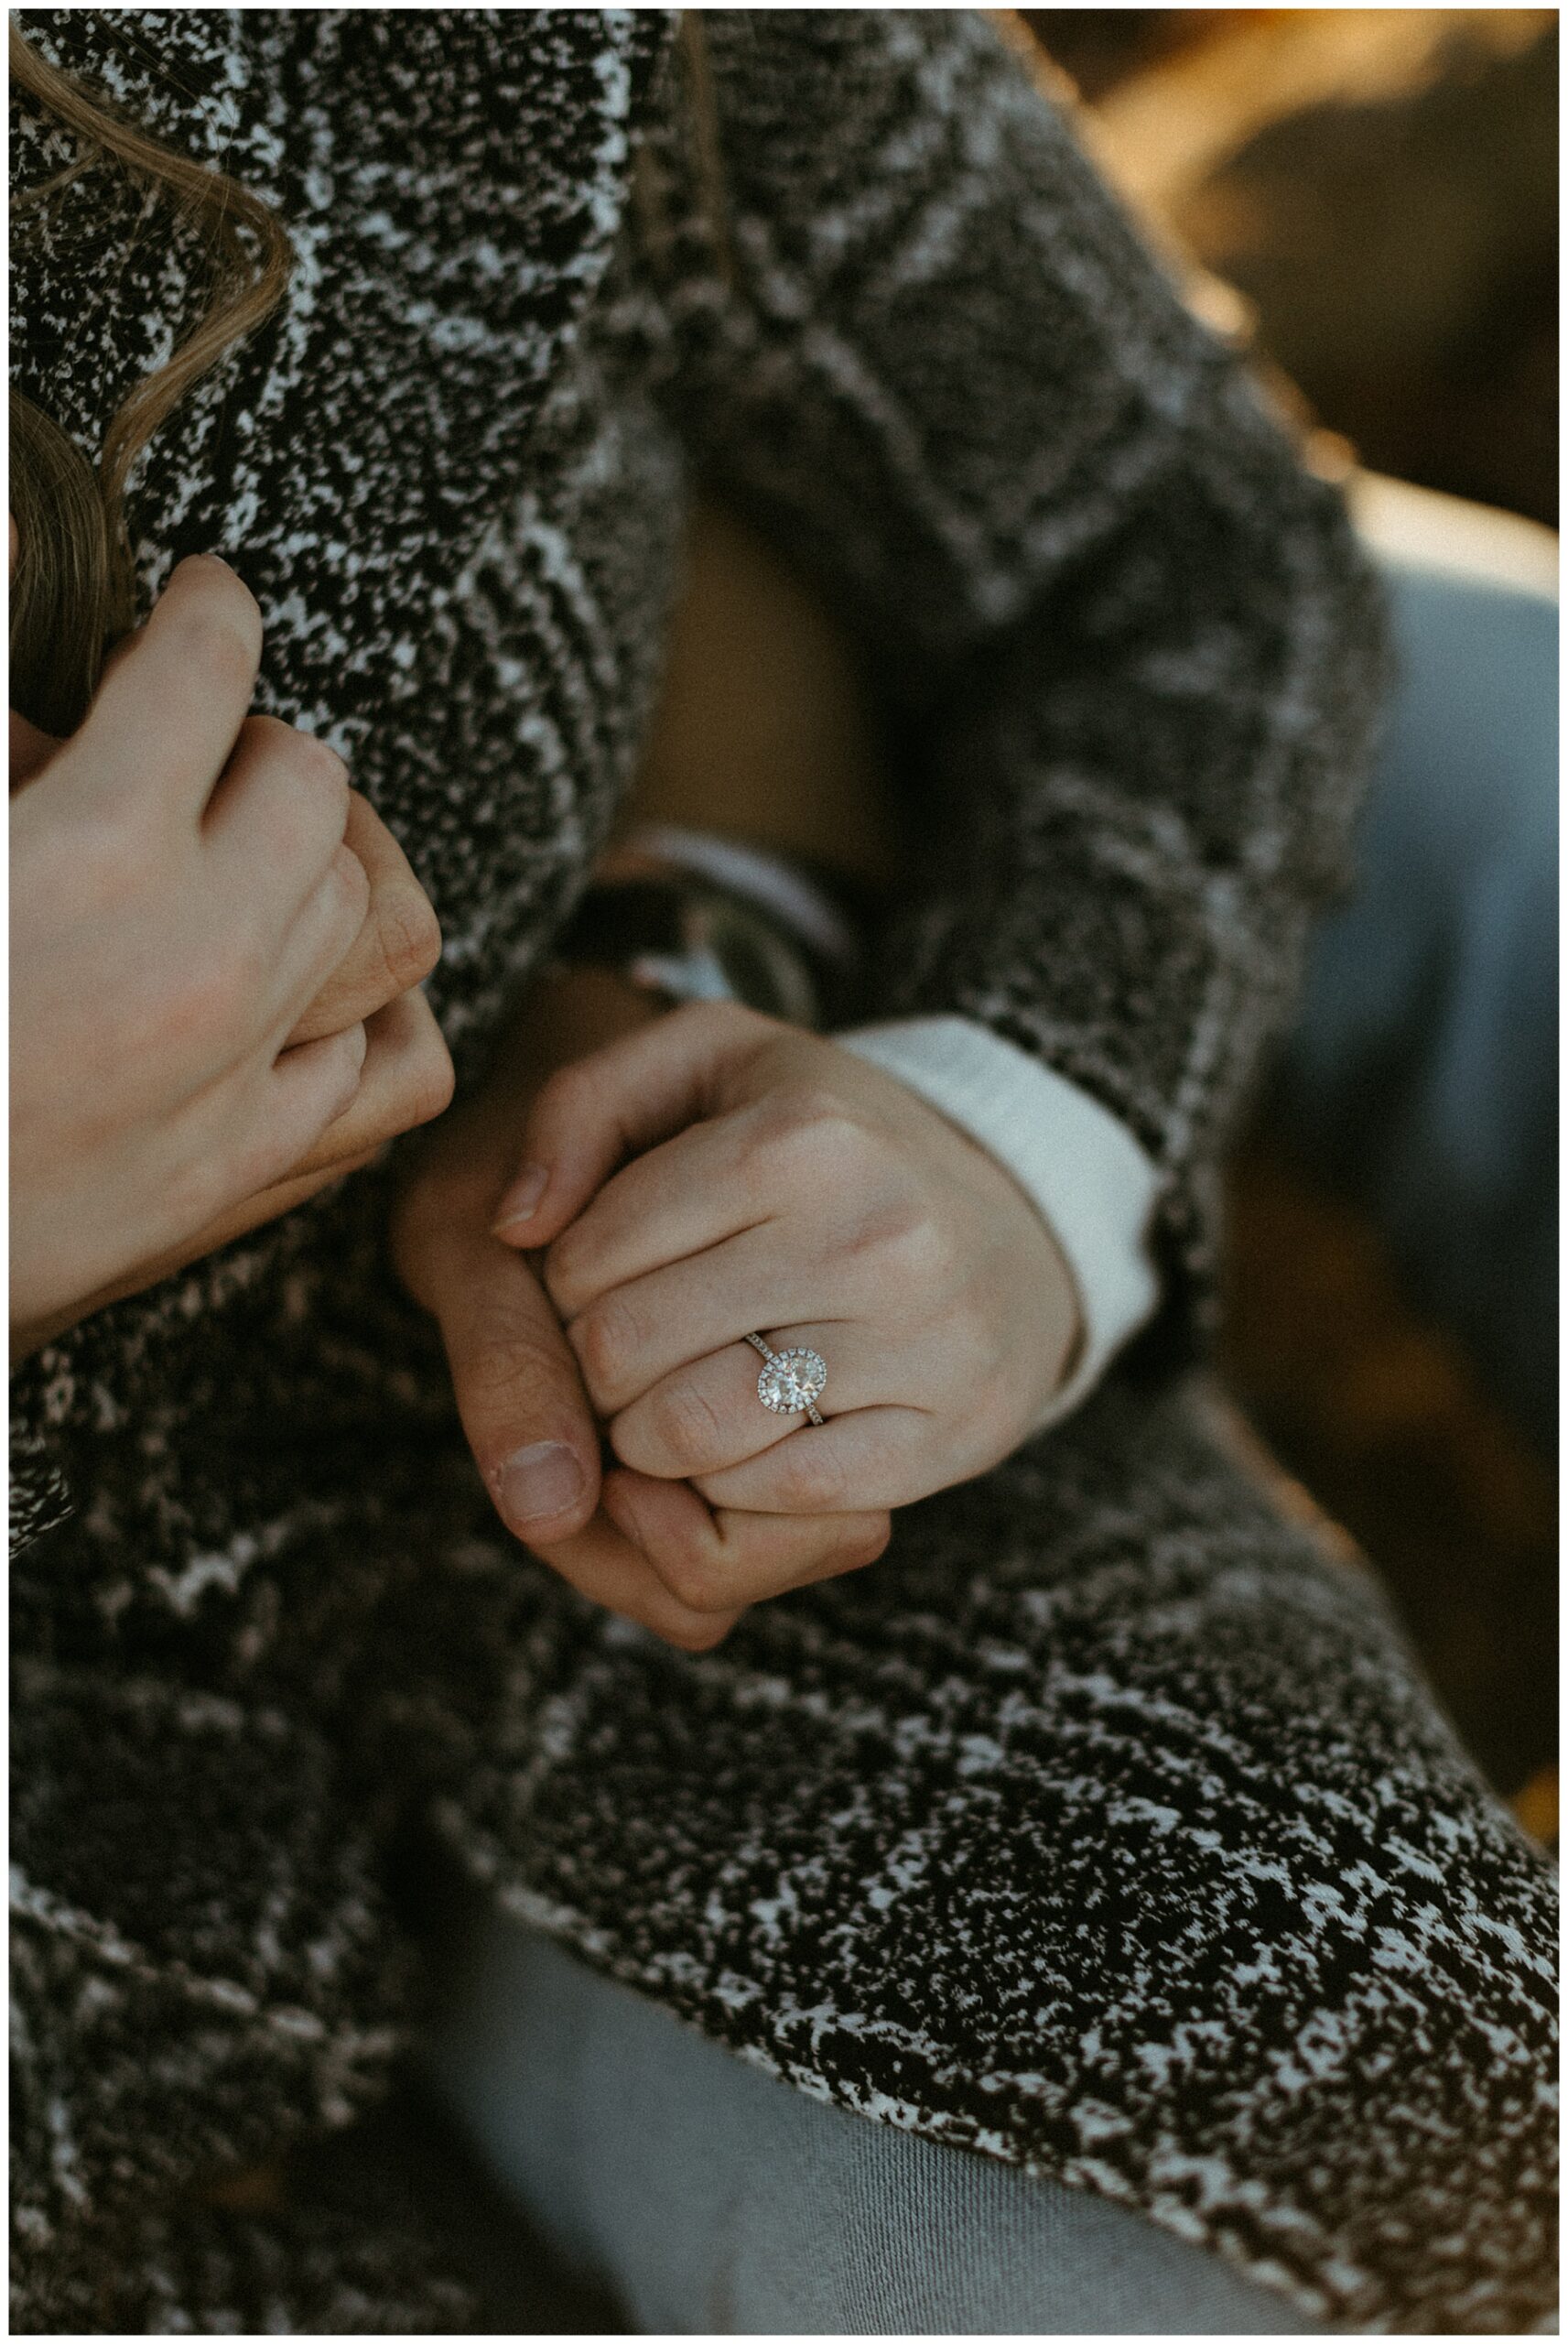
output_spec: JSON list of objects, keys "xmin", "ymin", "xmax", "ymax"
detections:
[
  {"xmin": 394, "ymin": 985, "xmax": 1080, "ymax": 1649},
  {"xmin": 516, "ymin": 999, "xmax": 1079, "ymax": 1523}
]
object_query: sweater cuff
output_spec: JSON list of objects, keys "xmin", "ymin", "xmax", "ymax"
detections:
[{"xmin": 836, "ymin": 1015, "xmax": 1162, "ymax": 1432}]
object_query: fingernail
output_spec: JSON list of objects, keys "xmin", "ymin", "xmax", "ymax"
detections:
[
  {"xmin": 492, "ymin": 1163, "xmax": 549, "ymax": 1233},
  {"xmin": 496, "ymin": 1440, "xmax": 585, "ymax": 1530}
]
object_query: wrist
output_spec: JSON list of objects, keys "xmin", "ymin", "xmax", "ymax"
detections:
[{"xmin": 557, "ymin": 830, "xmax": 862, "ymax": 1027}]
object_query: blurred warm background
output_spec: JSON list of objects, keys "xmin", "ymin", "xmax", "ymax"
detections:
[{"xmin": 1022, "ymin": 8, "xmax": 1556, "ymax": 1829}]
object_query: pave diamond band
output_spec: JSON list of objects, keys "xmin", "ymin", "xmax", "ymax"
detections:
[{"xmin": 745, "ymin": 1332, "xmax": 827, "ymax": 1426}]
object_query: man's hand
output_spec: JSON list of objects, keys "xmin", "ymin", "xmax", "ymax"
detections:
[{"xmin": 391, "ymin": 970, "xmax": 892, "ymax": 1651}]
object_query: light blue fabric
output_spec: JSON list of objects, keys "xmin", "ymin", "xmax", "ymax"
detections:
[
  {"xmin": 426, "ymin": 1916, "xmax": 1325, "ymax": 2335},
  {"xmin": 1280, "ymin": 501, "xmax": 1558, "ymax": 1450}
]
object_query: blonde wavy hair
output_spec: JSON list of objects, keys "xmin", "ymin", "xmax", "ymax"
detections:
[
  {"xmin": 9, "ymin": 20, "xmax": 292, "ymax": 734},
  {"xmin": 9, "ymin": 16, "xmax": 727, "ymax": 739}
]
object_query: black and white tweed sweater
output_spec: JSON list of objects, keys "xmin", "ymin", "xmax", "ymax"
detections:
[{"xmin": 10, "ymin": 11, "xmax": 1555, "ymax": 2332}]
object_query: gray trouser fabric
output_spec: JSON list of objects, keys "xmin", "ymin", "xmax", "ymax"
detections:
[{"xmin": 426, "ymin": 1918, "xmax": 1322, "ymax": 2335}]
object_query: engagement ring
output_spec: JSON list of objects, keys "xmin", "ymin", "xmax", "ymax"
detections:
[{"xmin": 745, "ymin": 1332, "xmax": 827, "ymax": 1426}]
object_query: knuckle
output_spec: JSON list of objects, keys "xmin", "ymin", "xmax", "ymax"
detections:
[
  {"xmin": 70, "ymin": 806, "xmax": 158, "ymax": 908},
  {"xmin": 373, "ymin": 880, "xmax": 443, "ymax": 992},
  {"xmin": 234, "ymin": 740, "xmax": 320, "ymax": 873},
  {"xmin": 774, "ymin": 1438, "xmax": 846, "ymax": 1513},
  {"xmin": 851, "ymin": 1198, "xmax": 950, "ymax": 1284},
  {"xmin": 569, "ymin": 1296, "xmax": 638, "ymax": 1394},
  {"xmin": 261, "ymin": 721, "xmax": 351, "ymax": 822},
  {"xmin": 465, "ymin": 1324, "xmax": 555, "ymax": 1409},
  {"xmin": 647, "ymin": 1378, "xmax": 728, "ymax": 1470},
  {"xmin": 802, "ymin": 1104, "xmax": 878, "ymax": 1180},
  {"xmin": 744, "ymin": 1087, "xmax": 857, "ymax": 1188},
  {"xmin": 542, "ymin": 1229, "xmax": 591, "ymax": 1317},
  {"xmin": 328, "ymin": 840, "xmax": 373, "ymax": 933},
  {"xmin": 774, "ymin": 1083, "xmax": 851, "ymax": 1142},
  {"xmin": 168, "ymin": 596, "xmax": 259, "ymax": 699},
  {"xmin": 282, "ymin": 722, "xmax": 350, "ymax": 798},
  {"xmin": 167, "ymin": 939, "xmax": 260, "ymax": 1054}
]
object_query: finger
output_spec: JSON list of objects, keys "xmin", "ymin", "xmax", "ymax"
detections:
[
  {"xmin": 528, "ymin": 1503, "xmax": 746, "ymax": 1653},
  {"xmin": 241, "ymin": 1020, "xmax": 370, "ymax": 1190},
  {"xmin": 280, "ymin": 989, "xmax": 455, "ymax": 1179},
  {"xmin": 490, "ymin": 999, "xmax": 779, "ymax": 1247},
  {"xmin": 540, "ymin": 1096, "xmax": 789, "ymax": 1319},
  {"xmin": 255, "ymin": 842, "xmax": 373, "ymax": 1037},
  {"xmin": 23, "ymin": 1027, "xmax": 369, "ymax": 1343},
  {"xmin": 562, "ymin": 1221, "xmax": 843, "ymax": 1417},
  {"xmin": 287, "ymin": 792, "xmax": 442, "ymax": 1044},
  {"xmin": 49, "ymin": 553, "xmax": 260, "ymax": 819},
  {"xmin": 601, "ymin": 1467, "xmax": 891, "ymax": 1613},
  {"xmin": 413, "ymin": 1222, "xmax": 602, "ymax": 1546},
  {"xmin": 694, "ymin": 1405, "xmax": 940, "ymax": 1515},
  {"xmin": 610, "ymin": 1326, "xmax": 889, "ymax": 1481},
  {"xmin": 204, "ymin": 714, "xmax": 351, "ymax": 925}
]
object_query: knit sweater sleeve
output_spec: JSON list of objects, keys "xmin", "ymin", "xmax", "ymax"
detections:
[{"xmin": 638, "ymin": 9, "xmax": 1390, "ymax": 1356}]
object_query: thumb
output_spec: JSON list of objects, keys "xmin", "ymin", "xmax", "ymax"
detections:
[
  {"xmin": 419, "ymin": 1221, "xmax": 602, "ymax": 1544},
  {"xmin": 490, "ymin": 1000, "xmax": 775, "ymax": 1250}
]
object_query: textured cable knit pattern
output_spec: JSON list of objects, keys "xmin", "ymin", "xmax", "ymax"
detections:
[{"xmin": 10, "ymin": 11, "xmax": 1554, "ymax": 2332}]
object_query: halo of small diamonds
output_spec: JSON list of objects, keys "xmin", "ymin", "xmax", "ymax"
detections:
[{"xmin": 755, "ymin": 1346, "xmax": 827, "ymax": 1416}]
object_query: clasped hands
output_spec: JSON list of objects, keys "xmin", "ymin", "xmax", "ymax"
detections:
[
  {"xmin": 11, "ymin": 547, "xmax": 1080, "ymax": 1642},
  {"xmin": 393, "ymin": 982, "xmax": 1081, "ymax": 1650}
]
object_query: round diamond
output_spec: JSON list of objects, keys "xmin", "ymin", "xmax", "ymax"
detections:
[{"xmin": 756, "ymin": 1347, "xmax": 827, "ymax": 1416}]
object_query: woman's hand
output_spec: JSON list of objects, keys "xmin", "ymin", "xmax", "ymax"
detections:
[
  {"xmin": 30, "ymin": 791, "xmax": 458, "ymax": 1345},
  {"xmin": 392, "ymin": 971, "xmax": 894, "ymax": 1651},
  {"xmin": 11, "ymin": 553, "xmax": 451, "ymax": 1346},
  {"xmin": 492, "ymin": 1003, "xmax": 1080, "ymax": 1615},
  {"xmin": 17, "ymin": 988, "xmax": 455, "ymax": 1355}
]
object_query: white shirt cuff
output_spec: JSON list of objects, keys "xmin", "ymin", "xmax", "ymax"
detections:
[{"xmin": 836, "ymin": 1015, "xmax": 1162, "ymax": 1433}]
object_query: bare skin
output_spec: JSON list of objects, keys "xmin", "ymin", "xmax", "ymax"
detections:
[
  {"xmin": 10, "ymin": 550, "xmax": 452, "ymax": 1355},
  {"xmin": 16, "ymin": 503, "xmax": 1077, "ymax": 1652},
  {"xmin": 391, "ymin": 976, "xmax": 1077, "ymax": 1647},
  {"xmin": 385, "ymin": 501, "xmax": 1079, "ymax": 1645}
]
